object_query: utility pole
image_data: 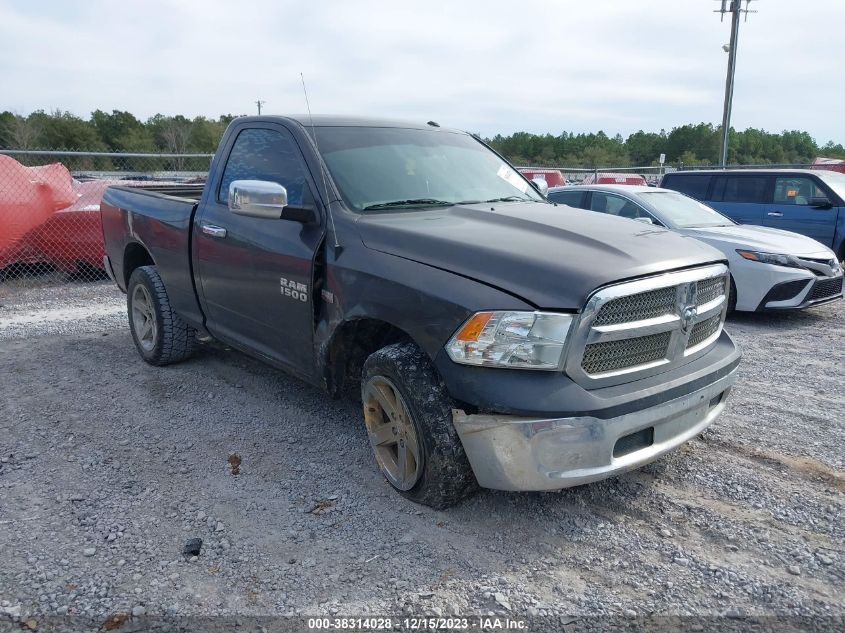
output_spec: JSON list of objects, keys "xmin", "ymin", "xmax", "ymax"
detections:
[
  {"xmin": 255, "ymin": 100, "xmax": 266, "ymax": 115},
  {"xmin": 716, "ymin": 0, "xmax": 755, "ymax": 167}
]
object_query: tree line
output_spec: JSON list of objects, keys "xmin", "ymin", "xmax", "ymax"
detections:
[
  {"xmin": 0, "ymin": 110, "xmax": 234, "ymax": 154},
  {"xmin": 487, "ymin": 124, "xmax": 845, "ymax": 168},
  {"xmin": 0, "ymin": 110, "xmax": 236, "ymax": 171},
  {"xmin": 2, "ymin": 109, "xmax": 844, "ymax": 168}
]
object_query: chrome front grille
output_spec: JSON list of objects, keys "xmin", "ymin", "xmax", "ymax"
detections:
[
  {"xmin": 593, "ymin": 286, "xmax": 677, "ymax": 326},
  {"xmin": 581, "ymin": 331, "xmax": 672, "ymax": 374},
  {"xmin": 696, "ymin": 276, "xmax": 726, "ymax": 306},
  {"xmin": 687, "ymin": 314, "xmax": 721, "ymax": 349},
  {"xmin": 568, "ymin": 264, "xmax": 729, "ymax": 388}
]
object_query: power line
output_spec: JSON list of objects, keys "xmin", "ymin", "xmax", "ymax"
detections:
[{"xmin": 715, "ymin": 0, "xmax": 757, "ymax": 167}]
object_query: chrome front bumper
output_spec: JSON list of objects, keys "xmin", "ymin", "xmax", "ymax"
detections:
[{"xmin": 452, "ymin": 370, "xmax": 737, "ymax": 491}]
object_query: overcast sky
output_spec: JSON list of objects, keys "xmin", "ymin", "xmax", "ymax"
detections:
[{"xmin": 1, "ymin": 0, "xmax": 843, "ymax": 144}]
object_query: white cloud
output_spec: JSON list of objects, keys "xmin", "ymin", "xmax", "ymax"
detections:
[{"xmin": 0, "ymin": 0, "xmax": 842, "ymax": 142}]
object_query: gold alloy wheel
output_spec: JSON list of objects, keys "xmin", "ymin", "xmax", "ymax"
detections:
[
  {"xmin": 362, "ymin": 376, "xmax": 423, "ymax": 491},
  {"xmin": 131, "ymin": 284, "xmax": 157, "ymax": 352}
]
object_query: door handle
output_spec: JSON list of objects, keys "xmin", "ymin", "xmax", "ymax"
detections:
[
  {"xmin": 201, "ymin": 224, "xmax": 227, "ymax": 238},
  {"xmin": 767, "ymin": 212, "xmax": 783, "ymax": 217}
]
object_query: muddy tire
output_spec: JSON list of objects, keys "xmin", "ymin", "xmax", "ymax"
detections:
[
  {"xmin": 361, "ymin": 342, "xmax": 477, "ymax": 509},
  {"xmin": 127, "ymin": 265, "xmax": 196, "ymax": 366}
]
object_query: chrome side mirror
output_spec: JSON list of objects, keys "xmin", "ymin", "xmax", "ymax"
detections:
[
  {"xmin": 229, "ymin": 180, "xmax": 287, "ymax": 219},
  {"xmin": 531, "ymin": 177, "xmax": 549, "ymax": 196},
  {"xmin": 633, "ymin": 216, "xmax": 655, "ymax": 225}
]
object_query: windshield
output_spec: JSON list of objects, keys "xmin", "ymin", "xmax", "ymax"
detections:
[
  {"xmin": 817, "ymin": 170, "xmax": 845, "ymax": 202},
  {"xmin": 314, "ymin": 126, "xmax": 544, "ymax": 211},
  {"xmin": 640, "ymin": 191, "xmax": 735, "ymax": 228}
]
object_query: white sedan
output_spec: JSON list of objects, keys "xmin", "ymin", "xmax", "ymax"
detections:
[{"xmin": 547, "ymin": 184, "xmax": 844, "ymax": 312}]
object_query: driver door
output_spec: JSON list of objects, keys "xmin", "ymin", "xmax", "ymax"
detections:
[{"xmin": 194, "ymin": 124, "xmax": 323, "ymax": 375}]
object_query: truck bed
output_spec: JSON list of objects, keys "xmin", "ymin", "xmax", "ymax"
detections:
[
  {"xmin": 107, "ymin": 183, "xmax": 206, "ymax": 202},
  {"xmin": 101, "ymin": 183, "xmax": 207, "ymax": 327}
]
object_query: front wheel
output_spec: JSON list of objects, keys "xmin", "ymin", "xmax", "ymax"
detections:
[
  {"xmin": 127, "ymin": 265, "xmax": 196, "ymax": 366},
  {"xmin": 361, "ymin": 342, "xmax": 477, "ymax": 509}
]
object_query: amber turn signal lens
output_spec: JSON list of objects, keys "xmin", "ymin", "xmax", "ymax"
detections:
[
  {"xmin": 455, "ymin": 311, "xmax": 493, "ymax": 341},
  {"xmin": 736, "ymin": 250, "xmax": 759, "ymax": 261}
]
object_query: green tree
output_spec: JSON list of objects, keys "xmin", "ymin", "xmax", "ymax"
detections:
[
  {"xmin": 0, "ymin": 112, "xmax": 42, "ymax": 149},
  {"xmin": 820, "ymin": 141, "xmax": 845, "ymax": 159},
  {"xmin": 626, "ymin": 130, "xmax": 666, "ymax": 165},
  {"xmin": 146, "ymin": 114, "xmax": 194, "ymax": 169},
  {"xmin": 188, "ymin": 116, "xmax": 226, "ymax": 153},
  {"xmin": 665, "ymin": 123, "xmax": 718, "ymax": 164},
  {"xmin": 678, "ymin": 150, "xmax": 710, "ymax": 167},
  {"xmin": 91, "ymin": 110, "xmax": 156, "ymax": 151},
  {"xmin": 29, "ymin": 110, "xmax": 104, "ymax": 151},
  {"xmin": 2, "ymin": 109, "xmax": 840, "ymax": 170},
  {"xmin": 778, "ymin": 130, "xmax": 817, "ymax": 164}
]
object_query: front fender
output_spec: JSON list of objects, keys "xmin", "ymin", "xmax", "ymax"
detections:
[{"xmin": 318, "ymin": 243, "xmax": 535, "ymax": 363}]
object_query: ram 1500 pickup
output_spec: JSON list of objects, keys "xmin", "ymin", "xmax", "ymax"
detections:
[{"xmin": 100, "ymin": 116, "xmax": 741, "ymax": 508}]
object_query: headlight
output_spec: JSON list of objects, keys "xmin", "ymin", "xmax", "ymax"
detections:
[
  {"xmin": 736, "ymin": 250, "xmax": 803, "ymax": 268},
  {"xmin": 445, "ymin": 311, "xmax": 574, "ymax": 370}
]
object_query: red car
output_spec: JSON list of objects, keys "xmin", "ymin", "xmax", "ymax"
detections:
[
  {"xmin": 812, "ymin": 157, "xmax": 845, "ymax": 175},
  {"xmin": 518, "ymin": 168, "xmax": 567, "ymax": 188},
  {"xmin": 26, "ymin": 180, "xmax": 113, "ymax": 274},
  {"xmin": 2, "ymin": 153, "xmax": 185, "ymax": 277},
  {"xmin": 581, "ymin": 172, "xmax": 647, "ymax": 186}
]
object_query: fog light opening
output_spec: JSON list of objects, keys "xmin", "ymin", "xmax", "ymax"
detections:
[
  {"xmin": 613, "ymin": 427, "xmax": 654, "ymax": 458},
  {"xmin": 708, "ymin": 391, "xmax": 726, "ymax": 410}
]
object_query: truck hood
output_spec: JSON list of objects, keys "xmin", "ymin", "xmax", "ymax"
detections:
[
  {"xmin": 355, "ymin": 202, "xmax": 724, "ymax": 309},
  {"xmin": 679, "ymin": 224, "xmax": 834, "ymax": 258}
]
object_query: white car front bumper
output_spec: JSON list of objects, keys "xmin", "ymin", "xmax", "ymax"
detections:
[{"xmin": 730, "ymin": 256, "xmax": 843, "ymax": 312}]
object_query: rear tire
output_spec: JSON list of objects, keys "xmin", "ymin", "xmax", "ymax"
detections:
[
  {"xmin": 361, "ymin": 342, "xmax": 477, "ymax": 509},
  {"xmin": 127, "ymin": 265, "xmax": 196, "ymax": 366}
]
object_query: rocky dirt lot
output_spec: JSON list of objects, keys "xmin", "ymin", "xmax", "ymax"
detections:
[{"xmin": 0, "ymin": 283, "xmax": 842, "ymax": 628}]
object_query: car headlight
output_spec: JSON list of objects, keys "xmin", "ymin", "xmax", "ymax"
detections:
[
  {"xmin": 736, "ymin": 250, "xmax": 803, "ymax": 268},
  {"xmin": 445, "ymin": 311, "xmax": 574, "ymax": 370}
]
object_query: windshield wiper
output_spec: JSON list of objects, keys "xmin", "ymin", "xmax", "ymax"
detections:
[
  {"xmin": 363, "ymin": 198, "xmax": 454, "ymax": 211},
  {"xmin": 452, "ymin": 195, "xmax": 535, "ymax": 205},
  {"xmin": 482, "ymin": 195, "xmax": 535, "ymax": 203}
]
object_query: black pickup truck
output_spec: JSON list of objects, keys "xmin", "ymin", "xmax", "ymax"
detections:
[{"xmin": 101, "ymin": 116, "xmax": 741, "ymax": 508}]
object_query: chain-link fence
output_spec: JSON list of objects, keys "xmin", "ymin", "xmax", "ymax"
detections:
[
  {"xmin": 1, "ymin": 148, "xmax": 836, "ymax": 293},
  {"xmin": 0, "ymin": 150, "xmax": 211, "ymax": 291},
  {"xmin": 519, "ymin": 165, "xmax": 669, "ymax": 186}
]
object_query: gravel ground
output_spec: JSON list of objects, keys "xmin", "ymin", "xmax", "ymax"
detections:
[
  {"xmin": 0, "ymin": 282, "xmax": 842, "ymax": 628},
  {"xmin": 0, "ymin": 282, "xmax": 125, "ymax": 340}
]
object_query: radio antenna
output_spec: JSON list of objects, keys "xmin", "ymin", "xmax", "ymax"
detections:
[{"xmin": 301, "ymin": 73, "xmax": 340, "ymax": 250}]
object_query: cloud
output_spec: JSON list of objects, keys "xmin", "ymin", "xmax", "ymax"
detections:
[{"xmin": 0, "ymin": 0, "xmax": 842, "ymax": 143}]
